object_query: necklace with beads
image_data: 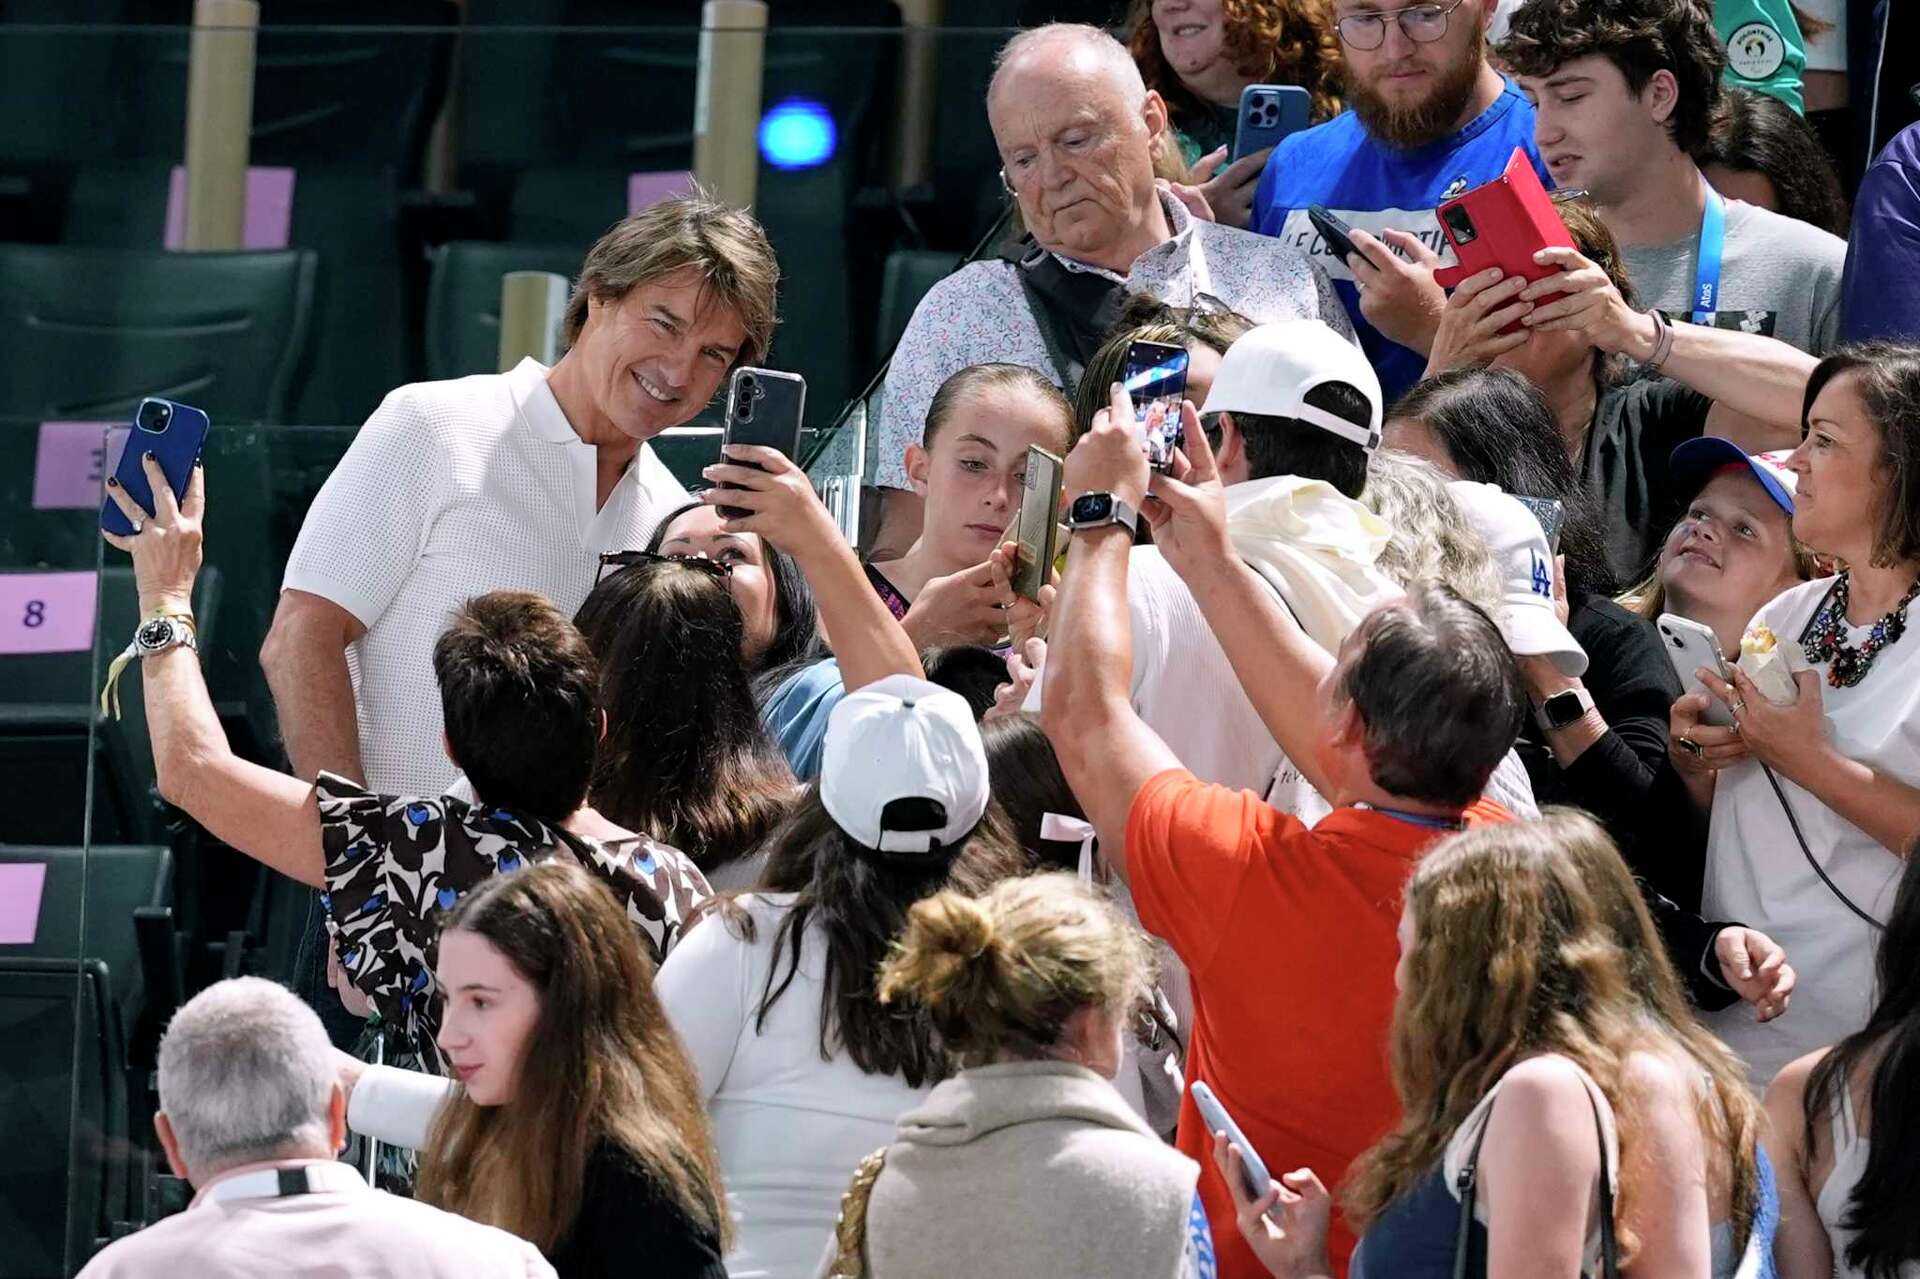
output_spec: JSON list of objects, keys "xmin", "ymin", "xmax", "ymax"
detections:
[{"xmin": 1798, "ymin": 570, "xmax": 1920, "ymax": 688}]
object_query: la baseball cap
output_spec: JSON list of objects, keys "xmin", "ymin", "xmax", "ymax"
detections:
[
  {"xmin": 1448, "ymin": 480, "xmax": 1589, "ymax": 678},
  {"xmin": 819, "ymin": 674, "xmax": 990, "ymax": 855},
  {"xmin": 1668, "ymin": 436, "xmax": 1796, "ymax": 515},
  {"xmin": 1199, "ymin": 320, "xmax": 1383, "ymax": 452}
]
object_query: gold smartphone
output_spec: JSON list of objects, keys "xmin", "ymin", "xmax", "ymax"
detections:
[{"xmin": 1012, "ymin": 445, "xmax": 1063, "ymax": 602}]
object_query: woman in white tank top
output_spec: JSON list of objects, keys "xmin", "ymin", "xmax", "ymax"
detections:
[{"xmin": 1763, "ymin": 848, "xmax": 1920, "ymax": 1279}]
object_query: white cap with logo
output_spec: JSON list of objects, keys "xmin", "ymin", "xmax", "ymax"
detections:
[
  {"xmin": 1447, "ymin": 480, "xmax": 1589, "ymax": 678},
  {"xmin": 1198, "ymin": 320, "xmax": 1384, "ymax": 452},
  {"xmin": 820, "ymin": 674, "xmax": 991, "ymax": 854}
]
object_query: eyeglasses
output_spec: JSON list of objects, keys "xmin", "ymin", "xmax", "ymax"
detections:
[
  {"xmin": 593, "ymin": 550, "xmax": 733, "ymax": 588},
  {"xmin": 1335, "ymin": 0, "xmax": 1468, "ymax": 51}
]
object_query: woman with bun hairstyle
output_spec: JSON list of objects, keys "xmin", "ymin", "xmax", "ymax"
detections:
[{"xmin": 822, "ymin": 873, "xmax": 1214, "ymax": 1279}]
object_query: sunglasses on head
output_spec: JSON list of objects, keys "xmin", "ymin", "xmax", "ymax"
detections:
[{"xmin": 593, "ymin": 550, "xmax": 734, "ymax": 588}]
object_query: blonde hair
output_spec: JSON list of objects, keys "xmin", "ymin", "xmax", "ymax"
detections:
[
  {"xmin": 1343, "ymin": 813, "xmax": 1648, "ymax": 1260},
  {"xmin": 562, "ymin": 187, "xmax": 778, "ymax": 367},
  {"xmin": 877, "ymin": 873, "xmax": 1154, "ymax": 1065},
  {"xmin": 1363, "ymin": 451, "xmax": 1504, "ymax": 617}
]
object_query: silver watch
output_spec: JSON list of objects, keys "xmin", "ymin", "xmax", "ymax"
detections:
[{"xmin": 132, "ymin": 615, "xmax": 197, "ymax": 658}]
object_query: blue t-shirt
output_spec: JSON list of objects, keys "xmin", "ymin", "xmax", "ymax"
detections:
[
  {"xmin": 760, "ymin": 657, "xmax": 847, "ymax": 781},
  {"xmin": 1840, "ymin": 121, "xmax": 1920, "ymax": 343},
  {"xmin": 1249, "ymin": 83, "xmax": 1550, "ymax": 403}
]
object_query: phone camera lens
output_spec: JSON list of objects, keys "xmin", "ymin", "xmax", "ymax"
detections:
[
  {"xmin": 1442, "ymin": 205, "xmax": 1477, "ymax": 245},
  {"xmin": 137, "ymin": 401, "xmax": 172, "ymax": 433},
  {"xmin": 1669, "ymin": 635, "xmax": 1683, "ymax": 648}
]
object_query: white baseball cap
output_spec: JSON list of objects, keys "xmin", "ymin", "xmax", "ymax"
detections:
[
  {"xmin": 1447, "ymin": 480, "xmax": 1589, "ymax": 678},
  {"xmin": 1198, "ymin": 320, "xmax": 1384, "ymax": 452},
  {"xmin": 819, "ymin": 674, "xmax": 991, "ymax": 855}
]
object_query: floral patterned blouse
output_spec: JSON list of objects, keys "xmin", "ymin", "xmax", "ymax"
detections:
[{"xmin": 316, "ymin": 772, "xmax": 710, "ymax": 1072}]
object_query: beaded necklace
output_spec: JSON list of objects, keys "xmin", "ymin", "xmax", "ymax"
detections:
[{"xmin": 1798, "ymin": 570, "xmax": 1920, "ymax": 689}]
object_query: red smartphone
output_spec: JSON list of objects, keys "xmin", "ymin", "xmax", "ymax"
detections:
[{"xmin": 1430, "ymin": 148, "xmax": 1574, "ymax": 294}]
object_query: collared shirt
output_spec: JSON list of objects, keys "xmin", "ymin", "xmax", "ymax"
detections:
[
  {"xmin": 874, "ymin": 189, "xmax": 1351, "ymax": 490},
  {"xmin": 76, "ymin": 1158, "xmax": 554, "ymax": 1278},
  {"xmin": 282, "ymin": 358, "xmax": 689, "ymax": 794}
]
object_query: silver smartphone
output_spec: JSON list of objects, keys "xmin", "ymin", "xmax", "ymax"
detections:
[{"xmin": 1657, "ymin": 612, "xmax": 1734, "ymax": 727}]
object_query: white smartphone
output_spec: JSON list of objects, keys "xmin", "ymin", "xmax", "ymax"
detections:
[
  {"xmin": 1189, "ymin": 1081, "xmax": 1274, "ymax": 1205},
  {"xmin": 1657, "ymin": 613, "xmax": 1735, "ymax": 727}
]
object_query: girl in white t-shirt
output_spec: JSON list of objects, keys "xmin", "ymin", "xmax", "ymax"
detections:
[{"xmin": 1671, "ymin": 344, "xmax": 1920, "ymax": 1084}]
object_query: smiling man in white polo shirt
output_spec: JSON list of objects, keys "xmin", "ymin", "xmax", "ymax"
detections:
[{"xmin": 261, "ymin": 193, "xmax": 777, "ymax": 1036}]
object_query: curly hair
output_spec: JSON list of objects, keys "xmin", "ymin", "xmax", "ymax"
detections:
[
  {"xmin": 1127, "ymin": 0, "xmax": 1343, "ymax": 131},
  {"xmin": 1498, "ymin": 0, "xmax": 1725, "ymax": 155},
  {"xmin": 1698, "ymin": 86, "xmax": 1850, "ymax": 236}
]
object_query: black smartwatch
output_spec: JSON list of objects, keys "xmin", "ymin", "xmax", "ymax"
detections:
[
  {"xmin": 1537, "ymin": 686, "xmax": 1595, "ymax": 731},
  {"xmin": 1066, "ymin": 491, "xmax": 1139, "ymax": 534}
]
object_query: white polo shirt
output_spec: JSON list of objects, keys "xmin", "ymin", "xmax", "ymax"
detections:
[{"xmin": 283, "ymin": 358, "xmax": 689, "ymax": 795}]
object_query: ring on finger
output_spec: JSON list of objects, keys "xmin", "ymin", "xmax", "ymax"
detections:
[
  {"xmin": 129, "ymin": 519, "xmax": 145, "ymax": 535},
  {"xmin": 1677, "ymin": 734, "xmax": 1702, "ymax": 757},
  {"xmin": 1731, "ymin": 699, "xmax": 1748, "ymax": 716}
]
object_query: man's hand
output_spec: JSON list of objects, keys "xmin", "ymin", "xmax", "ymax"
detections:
[
  {"xmin": 1142, "ymin": 401, "xmax": 1232, "ymax": 580},
  {"xmin": 1519, "ymin": 245, "xmax": 1654, "ymax": 357},
  {"xmin": 1210, "ymin": 1134, "xmax": 1336, "ymax": 1279},
  {"xmin": 988, "ymin": 541, "xmax": 1054, "ymax": 648},
  {"xmin": 103, "ymin": 453, "xmax": 204, "ymax": 618},
  {"xmin": 1714, "ymin": 926, "xmax": 1795, "ymax": 1022},
  {"xmin": 1347, "ymin": 227, "xmax": 1446, "ymax": 354},
  {"xmin": 901, "ymin": 559, "xmax": 1016, "ymax": 648},
  {"xmin": 1064, "ymin": 382, "xmax": 1151, "ymax": 508},
  {"xmin": 1422, "ymin": 268, "xmax": 1535, "ymax": 376},
  {"xmin": 701, "ymin": 445, "xmax": 842, "ymax": 564},
  {"xmin": 1189, "ymin": 145, "xmax": 1271, "ymax": 230}
]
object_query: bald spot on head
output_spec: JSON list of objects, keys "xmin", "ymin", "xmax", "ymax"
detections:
[{"xmin": 988, "ymin": 22, "xmax": 1148, "ymax": 118}]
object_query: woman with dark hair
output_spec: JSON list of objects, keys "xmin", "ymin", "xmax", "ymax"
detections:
[
  {"xmin": 647, "ymin": 497, "xmax": 823, "ymax": 676},
  {"xmin": 414, "ymin": 861, "xmax": 730, "ymax": 1278},
  {"xmin": 1768, "ymin": 847, "xmax": 1920, "ymax": 1279},
  {"xmin": 1701, "ymin": 86, "xmax": 1850, "ymax": 238},
  {"xmin": 1679, "ymin": 341, "xmax": 1920, "ymax": 1083},
  {"xmin": 981, "ymin": 713, "xmax": 1085, "ymax": 875},
  {"xmin": 1127, "ymin": 0, "xmax": 1340, "ymax": 226},
  {"xmin": 1419, "ymin": 195, "xmax": 1818, "ymax": 585},
  {"xmin": 654, "ymin": 676, "xmax": 1024, "ymax": 1277}
]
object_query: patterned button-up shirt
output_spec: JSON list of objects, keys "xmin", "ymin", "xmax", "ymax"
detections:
[{"xmin": 875, "ymin": 188, "xmax": 1353, "ymax": 489}]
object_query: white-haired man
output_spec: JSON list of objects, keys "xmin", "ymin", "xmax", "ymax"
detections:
[
  {"xmin": 77, "ymin": 978, "xmax": 552, "ymax": 1279},
  {"xmin": 871, "ymin": 23, "xmax": 1351, "ymax": 553}
]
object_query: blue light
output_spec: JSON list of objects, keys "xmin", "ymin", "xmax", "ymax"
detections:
[{"xmin": 759, "ymin": 98, "xmax": 837, "ymax": 170}]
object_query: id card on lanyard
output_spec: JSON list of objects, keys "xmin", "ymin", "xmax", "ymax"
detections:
[{"xmin": 1692, "ymin": 187, "xmax": 1726, "ymax": 326}]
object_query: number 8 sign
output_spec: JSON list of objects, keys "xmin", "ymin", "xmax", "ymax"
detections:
[{"xmin": 0, "ymin": 571, "xmax": 97, "ymax": 655}]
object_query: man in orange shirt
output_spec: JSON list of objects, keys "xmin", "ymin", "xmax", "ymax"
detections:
[{"xmin": 1040, "ymin": 388, "xmax": 1524, "ymax": 1278}]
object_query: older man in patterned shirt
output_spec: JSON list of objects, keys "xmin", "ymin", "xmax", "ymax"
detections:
[{"xmin": 872, "ymin": 22, "xmax": 1353, "ymax": 552}]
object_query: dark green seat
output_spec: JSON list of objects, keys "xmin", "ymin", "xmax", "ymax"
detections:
[
  {"xmin": 875, "ymin": 249, "xmax": 962, "ymax": 358},
  {"xmin": 425, "ymin": 241, "xmax": 582, "ymax": 381},
  {"xmin": 0, "ymin": 245, "xmax": 316, "ymax": 425}
]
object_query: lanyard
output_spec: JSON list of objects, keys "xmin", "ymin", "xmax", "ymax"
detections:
[
  {"xmin": 1692, "ymin": 186, "xmax": 1726, "ymax": 326},
  {"xmin": 202, "ymin": 1162, "xmax": 360, "ymax": 1205},
  {"xmin": 1357, "ymin": 803, "xmax": 1466, "ymax": 832}
]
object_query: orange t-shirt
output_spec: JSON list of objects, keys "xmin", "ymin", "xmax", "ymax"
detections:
[{"xmin": 1125, "ymin": 768, "xmax": 1511, "ymax": 1279}]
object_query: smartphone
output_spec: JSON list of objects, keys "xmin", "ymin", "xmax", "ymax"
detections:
[
  {"xmin": 1012, "ymin": 446, "xmax": 1063, "ymax": 603},
  {"xmin": 718, "ymin": 366, "xmax": 806, "ymax": 521},
  {"xmin": 1512, "ymin": 495, "xmax": 1565, "ymax": 556},
  {"xmin": 1232, "ymin": 84, "xmax": 1311, "ymax": 163},
  {"xmin": 1190, "ymin": 1081, "xmax": 1275, "ymax": 1207},
  {"xmin": 1307, "ymin": 203, "xmax": 1359, "ymax": 267},
  {"xmin": 100, "ymin": 398, "xmax": 210, "ymax": 537},
  {"xmin": 1123, "ymin": 340, "xmax": 1189, "ymax": 473},
  {"xmin": 1657, "ymin": 613, "xmax": 1735, "ymax": 728},
  {"xmin": 1430, "ymin": 147, "xmax": 1576, "ymax": 295}
]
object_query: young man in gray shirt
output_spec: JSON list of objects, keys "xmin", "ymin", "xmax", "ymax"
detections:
[{"xmin": 1501, "ymin": 0, "xmax": 1844, "ymax": 356}]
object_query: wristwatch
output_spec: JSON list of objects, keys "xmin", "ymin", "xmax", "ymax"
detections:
[
  {"xmin": 1536, "ymin": 686, "xmax": 1594, "ymax": 732},
  {"xmin": 1066, "ymin": 491, "xmax": 1139, "ymax": 535},
  {"xmin": 132, "ymin": 615, "xmax": 198, "ymax": 658}
]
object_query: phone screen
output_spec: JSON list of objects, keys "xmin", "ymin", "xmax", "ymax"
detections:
[{"xmin": 1123, "ymin": 341, "xmax": 1190, "ymax": 471}]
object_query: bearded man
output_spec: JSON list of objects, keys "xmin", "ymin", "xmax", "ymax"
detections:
[{"xmin": 1248, "ymin": 0, "xmax": 1550, "ymax": 401}]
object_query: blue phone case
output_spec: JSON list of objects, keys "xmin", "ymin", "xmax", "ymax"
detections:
[
  {"xmin": 1233, "ymin": 84, "xmax": 1312, "ymax": 162},
  {"xmin": 101, "ymin": 398, "xmax": 210, "ymax": 536}
]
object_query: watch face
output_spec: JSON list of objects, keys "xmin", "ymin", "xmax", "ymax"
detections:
[
  {"xmin": 1069, "ymin": 492, "xmax": 1115, "ymax": 524},
  {"xmin": 136, "ymin": 618, "xmax": 174, "ymax": 649},
  {"xmin": 1543, "ymin": 690, "xmax": 1584, "ymax": 728}
]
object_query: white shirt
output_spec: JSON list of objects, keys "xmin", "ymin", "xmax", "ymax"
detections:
[
  {"xmin": 75, "ymin": 1158, "xmax": 553, "ymax": 1279},
  {"xmin": 656, "ymin": 895, "xmax": 934, "ymax": 1279},
  {"xmin": 1704, "ymin": 576, "xmax": 1916, "ymax": 1083},
  {"xmin": 283, "ymin": 358, "xmax": 689, "ymax": 794}
]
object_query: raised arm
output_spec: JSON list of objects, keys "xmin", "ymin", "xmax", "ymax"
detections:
[
  {"xmin": 1141, "ymin": 403, "xmax": 1339, "ymax": 800},
  {"xmin": 1521, "ymin": 245, "xmax": 1815, "ymax": 453},
  {"xmin": 1038, "ymin": 400, "xmax": 1183, "ymax": 881},
  {"xmin": 105, "ymin": 457, "xmax": 325, "ymax": 886},
  {"xmin": 701, "ymin": 444, "xmax": 922, "ymax": 691}
]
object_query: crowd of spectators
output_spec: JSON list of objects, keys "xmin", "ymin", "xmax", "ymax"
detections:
[{"xmin": 75, "ymin": 1, "xmax": 1920, "ymax": 1277}]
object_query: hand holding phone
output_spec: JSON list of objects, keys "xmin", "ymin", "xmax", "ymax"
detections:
[
  {"xmin": 1123, "ymin": 340, "xmax": 1189, "ymax": 473},
  {"xmin": 1658, "ymin": 613, "xmax": 1736, "ymax": 727},
  {"xmin": 100, "ymin": 398, "xmax": 210, "ymax": 537},
  {"xmin": 719, "ymin": 367, "xmax": 806, "ymax": 521},
  {"xmin": 1307, "ymin": 204, "xmax": 1359, "ymax": 267},
  {"xmin": 1190, "ymin": 1081, "xmax": 1274, "ymax": 1203}
]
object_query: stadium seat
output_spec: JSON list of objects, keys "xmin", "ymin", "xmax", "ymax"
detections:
[
  {"xmin": 875, "ymin": 248, "xmax": 962, "ymax": 358},
  {"xmin": 0, "ymin": 245, "xmax": 316, "ymax": 425},
  {"xmin": 425, "ymin": 241, "xmax": 582, "ymax": 381}
]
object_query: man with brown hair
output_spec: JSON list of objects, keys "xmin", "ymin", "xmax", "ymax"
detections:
[{"xmin": 261, "ymin": 190, "xmax": 774, "ymax": 1037}]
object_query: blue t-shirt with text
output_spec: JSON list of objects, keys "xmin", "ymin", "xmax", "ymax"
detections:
[{"xmin": 1249, "ymin": 83, "xmax": 1549, "ymax": 403}]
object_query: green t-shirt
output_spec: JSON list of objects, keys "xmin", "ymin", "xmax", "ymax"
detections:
[{"xmin": 1715, "ymin": 0, "xmax": 1808, "ymax": 114}]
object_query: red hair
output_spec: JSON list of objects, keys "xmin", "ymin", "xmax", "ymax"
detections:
[{"xmin": 1127, "ymin": 0, "xmax": 1343, "ymax": 129}]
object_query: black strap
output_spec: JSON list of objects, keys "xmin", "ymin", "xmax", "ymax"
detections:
[
  {"xmin": 1451, "ymin": 1077, "xmax": 1619, "ymax": 1279},
  {"xmin": 996, "ymin": 236, "xmax": 1134, "ymax": 397},
  {"xmin": 275, "ymin": 1167, "xmax": 316, "ymax": 1197}
]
